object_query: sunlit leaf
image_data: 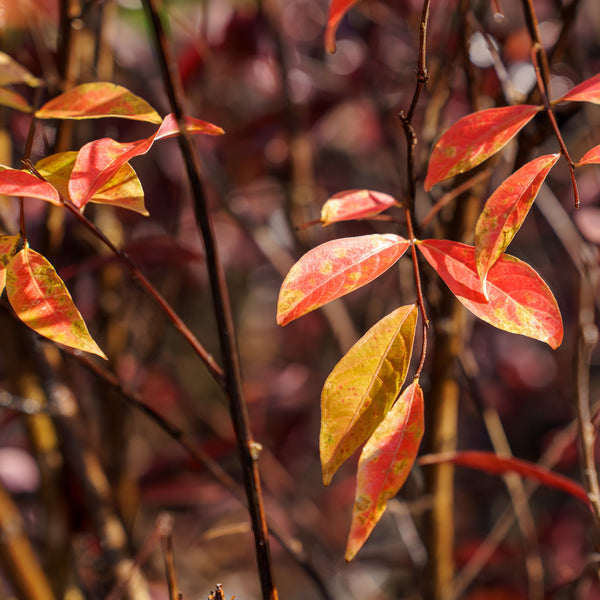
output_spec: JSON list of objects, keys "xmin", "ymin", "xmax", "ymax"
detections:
[
  {"xmin": 321, "ymin": 190, "xmax": 399, "ymax": 226},
  {"xmin": 475, "ymin": 154, "xmax": 559, "ymax": 292},
  {"xmin": 36, "ymin": 82, "xmax": 162, "ymax": 123},
  {"xmin": 0, "ymin": 169, "xmax": 60, "ymax": 205},
  {"xmin": 320, "ymin": 305, "xmax": 418, "ymax": 486},
  {"xmin": 325, "ymin": 0, "xmax": 362, "ymax": 53},
  {"xmin": 424, "ymin": 105, "xmax": 540, "ymax": 191},
  {"xmin": 0, "ymin": 235, "xmax": 20, "ymax": 294},
  {"xmin": 6, "ymin": 245, "xmax": 106, "ymax": 358},
  {"xmin": 36, "ymin": 152, "xmax": 147, "ymax": 215},
  {"xmin": 417, "ymin": 239, "xmax": 563, "ymax": 348},
  {"xmin": 277, "ymin": 234, "xmax": 409, "ymax": 326},
  {"xmin": 558, "ymin": 73, "xmax": 600, "ymax": 105},
  {"xmin": 345, "ymin": 381, "xmax": 424, "ymax": 561},
  {"xmin": 0, "ymin": 52, "xmax": 40, "ymax": 87},
  {"xmin": 69, "ymin": 113, "xmax": 224, "ymax": 208},
  {"xmin": 419, "ymin": 451, "xmax": 589, "ymax": 506},
  {"xmin": 575, "ymin": 143, "xmax": 600, "ymax": 167},
  {"xmin": 0, "ymin": 88, "xmax": 32, "ymax": 112}
]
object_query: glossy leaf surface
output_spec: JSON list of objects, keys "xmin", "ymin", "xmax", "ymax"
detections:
[
  {"xmin": 346, "ymin": 381, "xmax": 424, "ymax": 561},
  {"xmin": 37, "ymin": 152, "xmax": 147, "ymax": 215},
  {"xmin": 424, "ymin": 105, "xmax": 539, "ymax": 191},
  {"xmin": 417, "ymin": 239, "xmax": 563, "ymax": 348},
  {"xmin": 325, "ymin": 0, "xmax": 361, "ymax": 53},
  {"xmin": 277, "ymin": 234, "xmax": 409, "ymax": 326},
  {"xmin": 576, "ymin": 144, "xmax": 600, "ymax": 166},
  {"xmin": 0, "ymin": 169, "xmax": 60, "ymax": 205},
  {"xmin": 559, "ymin": 73, "xmax": 600, "ymax": 105},
  {"xmin": 69, "ymin": 113, "xmax": 224, "ymax": 208},
  {"xmin": 419, "ymin": 451, "xmax": 589, "ymax": 506},
  {"xmin": 0, "ymin": 52, "xmax": 40, "ymax": 86},
  {"xmin": 320, "ymin": 305, "xmax": 418, "ymax": 486},
  {"xmin": 0, "ymin": 88, "xmax": 32, "ymax": 112},
  {"xmin": 321, "ymin": 190, "xmax": 398, "ymax": 226},
  {"xmin": 36, "ymin": 83, "xmax": 162, "ymax": 123},
  {"xmin": 475, "ymin": 154, "xmax": 559, "ymax": 290},
  {"xmin": 6, "ymin": 246, "xmax": 106, "ymax": 358}
]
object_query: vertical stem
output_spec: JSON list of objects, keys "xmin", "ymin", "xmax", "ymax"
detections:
[{"xmin": 140, "ymin": 2, "xmax": 277, "ymax": 599}]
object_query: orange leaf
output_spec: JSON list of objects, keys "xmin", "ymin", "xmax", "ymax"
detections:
[
  {"xmin": 424, "ymin": 105, "xmax": 540, "ymax": 191},
  {"xmin": 345, "ymin": 381, "xmax": 424, "ymax": 561},
  {"xmin": 325, "ymin": 0, "xmax": 361, "ymax": 53},
  {"xmin": 320, "ymin": 305, "xmax": 418, "ymax": 485},
  {"xmin": 475, "ymin": 154, "xmax": 559, "ymax": 292},
  {"xmin": 321, "ymin": 189, "xmax": 398, "ymax": 226},
  {"xmin": 277, "ymin": 234, "xmax": 409, "ymax": 326},
  {"xmin": 576, "ymin": 143, "xmax": 600, "ymax": 167},
  {"xmin": 0, "ymin": 169, "xmax": 60, "ymax": 205},
  {"xmin": 419, "ymin": 451, "xmax": 590, "ymax": 506},
  {"xmin": 0, "ymin": 52, "xmax": 40, "ymax": 87},
  {"xmin": 6, "ymin": 245, "xmax": 106, "ymax": 358},
  {"xmin": 0, "ymin": 88, "xmax": 32, "ymax": 113},
  {"xmin": 36, "ymin": 82, "xmax": 162, "ymax": 123},
  {"xmin": 558, "ymin": 73, "xmax": 600, "ymax": 105},
  {"xmin": 417, "ymin": 239, "xmax": 563, "ymax": 348},
  {"xmin": 69, "ymin": 113, "xmax": 224, "ymax": 209}
]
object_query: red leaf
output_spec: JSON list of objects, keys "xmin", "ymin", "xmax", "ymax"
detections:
[
  {"xmin": 475, "ymin": 154, "xmax": 559, "ymax": 291},
  {"xmin": 321, "ymin": 189, "xmax": 399, "ymax": 226},
  {"xmin": 320, "ymin": 305, "xmax": 418, "ymax": 486},
  {"xmin": 424, "ymin": 105, "xmax": 540, "ymax": 191},
  {"xmin": 69, "ymin": 113, "xmax": 224, "ymax": 208},
  {"xmin": 35, "ymin": 82, "xmax": 162, "ymax": 123},
  {"xmin": 325, "ymin": 0, "xmax": 362, "ymax": 53},
  {"xmin": 417, "ymin": 239, "xmax": 563, "ymax": 348},
  {"xmin": 559, "ymin": 73, "xmax": 600, "ymax": 105},
  {"xmin": 419, "ymin": 451, "xmax": 590, "ymax": 506},
  {"xmin": 345, "ymin": 381, "xmax": 424, "ymax": 561},
  {"xmin": 277, "ymin": 234, "xmax": 409, "ymax": 326},
  {"xmin": 6, "ymin": 245, "xmax": 106, "ymax": 358},
  {"xmin": 0, "ymin": 169, "xmax": 60, "ymax": 206},
  {"xmin": 575, "ymin": 143, "xmax": 600, "ymax": 167}
]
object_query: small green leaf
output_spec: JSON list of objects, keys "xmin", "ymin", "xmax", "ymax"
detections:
[{"xmin": 321, "ymin": 305, "xmax": 418, "ymax": 485}]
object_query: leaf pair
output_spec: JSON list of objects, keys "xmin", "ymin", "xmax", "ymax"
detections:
[{"xmin": 0, "ymin": 236, "xmax": 105, "ymax": 358}]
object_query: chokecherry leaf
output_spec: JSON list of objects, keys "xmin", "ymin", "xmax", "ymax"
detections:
[
  {"xmin": 424, "ymin": 105, "xmax": 540, "ymax": 191},
  {"xmin": 320, "ymin": 304, "xmax": 418, "ymax": 486},
  {"xmin": 325, "ymin": 0, "xmax": 362, "ymax": 53},
  {"xmin": 475, "ymin": 153, "xmax": 559, "ymax": 291},
  {"xmin": 345, "ymin": 381, "xmax": 424, "ymax": 561},
  {"xmin": 0, "ymin": 169, "xmax": 60, "ymax": 205},
  {"xmin": 321, "ymin": 190, "xmax": 399, "ymax": 226},
  {"xmin": 36, "ymin": 82, "xmax": 162, "ymax": 123},
  {"xmin": 417, "ymin": 239, "xmax": 563, "ymax": 348},
  {"xmin": 6, "ymin": 245, "xmax": 106, "ymax": 358},
  {"xmin": 277, "ymin": 234, "xmax": 409, "ymax": 326},
  {"xmin": 558, "ymin": 73, "xmax": 600, "ymax": 105}
]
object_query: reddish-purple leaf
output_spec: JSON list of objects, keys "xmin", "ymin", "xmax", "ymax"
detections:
[
  {"xmin": 0, "ymin": 169, "xmax": 60, "ymax": 205},
  {"xmin": 475, "ymin": 154, "xmax": 559, "ymax": 291},
  {"xmin": 575, "ymin": 143, "xmax": 600, "ymax": 167},
  {"xmin": 321, "ymin": 190, "xmax": 399, "ymax": 226},
  {"xmin": 277, "ymin": 234, "xmax": 409, "ymax": 326},
  {"xmin": 325, "ymin": 0, "xmax": 362, "ymax": 53},
  {"xmin": 559, "ymin": 73, "xmax": 600, "ymax": 105},
  {"xmin": 320, "ymin": 305, "xmax": 418, "ymax": 486},
  {"xmin": 35, "ymin": 82, "xmax": 162, "ymax": 123},
  {"xmin": 424, "ymin": 105, "xmax": 540, "ymax": 191},
  {"xmin": 419, "ymin": 451, "xmax": 590, "ymax": 506},
  {"xmin": 69, "ymin": 113, "xmax": 224, "ymax": 209},
  {"xmin": 0, "ymin": 52, "xmax": 40, "ymax": 87},
  {"xmin": 417, "ymin": 239, "xmax": 563, "ymax": 348},
  {"xmin": 6, "ymin": 245, "xmax": 106, "ymax": 358},
  {"xmin": 345, "ymin": 381, "xmax": 424, "ymax": 561}
]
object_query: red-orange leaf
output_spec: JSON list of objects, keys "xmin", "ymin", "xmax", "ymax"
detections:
[
  {"xmin": 320, "ymin": 305, "xmax": 418, "ymax": 486},
  {"xmin": 325, "ymin": 0, "xmax": 362, "ymax": 53},
  {"xmin": 346, "ymin": 381, "xmax": 424, "ymax": 561},
  {"xmin": 417, "ymin": 239, "xmax": 563, "ymax": 348},
  {"xmin": 69, "ymin": 113, "xmax": 224, "ymax": 208},
  {"xmin": 575, "ymin": 144, "xmax": 600, "ymax": 167},
  {"xmin": 321, "ymin": 189, "xmax": 398, "ymax": 226},
  {"xmin": 419, "ymin": 451, "xmax": 590, "ymax": 506},
  {"xmin": 475, "ymin": 154, "xmax": 559, "ymax": 291},
  {"xmin": 36, "ymin": 82, "xmax": 162, "ymax": 123},
  {"xmin": 277, "ymin": 234, "xmax": 409, "ymax": 326},
  {"xmin": 424, "ymin": 105, "xmax": 540, "ymax": 191},
  {"xmin": 6, "ymin": 245, "xmax": 106, "ymax": 358},
  {"xmin": 559, "ymin": 73, "xmax": 600, "ymax": 105},
  {"xmin": 0, "ymin": 169, "xmax": 60, "ymax": 205}
]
